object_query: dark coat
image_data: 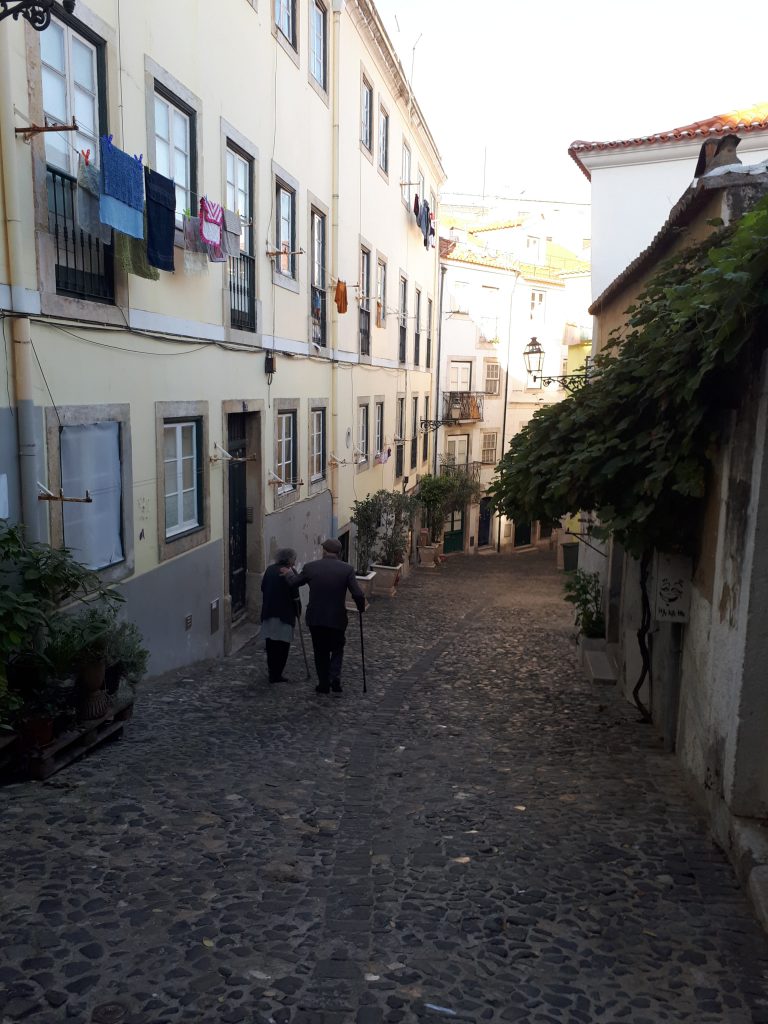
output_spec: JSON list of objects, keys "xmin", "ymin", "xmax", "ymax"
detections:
[
  {"xmin": 288, "ymin": 555, "xmax": 365, "ymax": 630},
  {"xmin": 260, "ymin": 563, "xmax": 299, "ymax": 625}
]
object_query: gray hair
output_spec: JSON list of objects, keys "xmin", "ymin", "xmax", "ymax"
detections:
[{"xmin": 275, "ymin": 547, "xmax": 297, "ymax": 566}]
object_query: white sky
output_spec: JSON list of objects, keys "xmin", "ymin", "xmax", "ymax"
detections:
[{"xmin": 373, "ymin": 0, "xmax": 768, "ymax": 204}]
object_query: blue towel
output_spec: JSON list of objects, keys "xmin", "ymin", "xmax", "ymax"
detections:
[
  {"xmin": 144, "ymin": 167, "xmax": 176, "ymax": 272},
  {"xmin": 99, "ymin": 137, "xmax": 144, "ymax": 239}
]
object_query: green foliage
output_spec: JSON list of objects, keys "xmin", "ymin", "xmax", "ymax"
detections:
[
  {"xmin": 350, "ymin": 492, "xmax": 382, "ymax": 574},
  {"xmin": 107, "ymin": 621, "xmax": 149, "ymax": 682},
  {"xmin": 417, "ymin": 473, "xmax": 484, "ymax": 543},
  {"xmin": 564, "ymin": 570, "xmax": 606, "ymax": 638},
  {"xmin": 376, "ymin": 491, "xmax": 418, "ymax": 567},
  {"xmin": 488, "ymin": 194, "xmax": 768, "ymax": 557}
]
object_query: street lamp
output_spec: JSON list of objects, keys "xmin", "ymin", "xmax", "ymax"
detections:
[
  {"xmin": 522, "ymin": 336, "xmax": 589, "ymax": 394},
  {"xmin": 0, "ymin": 1, "xmax": 75, "ymax": 31},
  {"xmin": 420, "ymin": 402, "xmax": 461, "ymax": 433}
]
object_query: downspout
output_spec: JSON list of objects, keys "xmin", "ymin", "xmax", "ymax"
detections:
[
  {"xmin": 0, "ymin": 27, "xmax": 43, "ymax": 541},
  {"xmin": 330, "ymin": 0, "xmax": 344, "ymax": 534},
  {"xmin": 497, "ymin": 270, "xmax": 520, "ymax": 552},
  {"xmin": 432, "ymin": 263, "xmax": 447, "ymax": 476}
]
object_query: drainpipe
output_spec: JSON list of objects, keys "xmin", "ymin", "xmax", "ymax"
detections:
[
  {"xmin": 0, "ymin": 27, "xmax": 44, "ymax": 541},
  {"xmin": 432, "ymin": 263, "xmax": 447, "ymax": 476},
  {"xmin": 329, "ymin": 0, "xmax": 344, "ymax": 534},
  {"xmin": 497, "ymin": 270, "xmax": 520, "ymax": 552}
]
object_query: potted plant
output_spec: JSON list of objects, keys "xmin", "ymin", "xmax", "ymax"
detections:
[
  {"xmin": 53, "ymin": 606, "xmax": 117, "ymax": 720},
  {"xmin": 371, "ymin": 490, "xmax": 417, "ymax": 596},
  {"xmin": 416, "ymin": 474, "xmax": 453, "ymax": 567},
  {"xmin": 105, "ymin": 620, "xmax": 149, "ymax": 699},
  {"xmin": 564, "ymin": 569, "xmax": 607, "ymax": 664},
  {"xmin": 349, "ymin": 493, "xmax": 380, "ymax": 606}
]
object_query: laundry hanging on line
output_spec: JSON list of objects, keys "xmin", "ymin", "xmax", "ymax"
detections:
[
  {"xmin": 144, "ymin": 167, "xmax": 176, "ymax": 272},
  {"xmin": 99, "ymin": 136, "xmax": 144, "ymax": 239},
  {"xmin": 183, "ymin": 215, "xmax": 209, "ymax": 274},
  {"xmin": 220, "ymin": 209, "xmax": 242, "ymax": 258},
  {"xmin": 334, "ymin": 280, "xmax": 348, "ymax": 314},
  {"xmin": 76, "ymin": 155, "xmax": 112, "ymax": 246},
  {"xmin": 114, "ymin": 218, "xmax": 159, "ymax": 281}
]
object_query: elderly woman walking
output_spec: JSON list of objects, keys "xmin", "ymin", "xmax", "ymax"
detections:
[{"xmin": 260, "ymin": 548, "xmax": 300, "ymax": 683}]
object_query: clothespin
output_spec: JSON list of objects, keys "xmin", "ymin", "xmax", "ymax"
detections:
[
  {"xmin": 81, "ymin": 148, "xmax": 90, "ymax": 166},
  {"xmin": 103, "ymin": 134, "xmax": 113, "ymax": 147},
  {"xmin": 134, "ymin": 153, "xmax": 143, "ymax": 166}
]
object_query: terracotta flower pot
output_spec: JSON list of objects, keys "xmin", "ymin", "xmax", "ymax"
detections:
[{"xmin": 78, "ymin": 659, "xmax": 110, "ymax": 720}]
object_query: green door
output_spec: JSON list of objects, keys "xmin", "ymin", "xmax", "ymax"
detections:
[{"xmin": 443, "ymin": 509, "xmax": 464, "ymax": 553}]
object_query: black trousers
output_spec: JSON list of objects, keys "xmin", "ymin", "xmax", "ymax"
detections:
[
  {"xmin": 265, "ymin": 638, "xmax": 290, "ymax": 682},
  {"xmin": 309, "ymin": 626, "xmax": 346, "ymax": 690}
]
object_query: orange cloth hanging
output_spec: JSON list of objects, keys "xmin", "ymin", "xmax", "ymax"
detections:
[{"xmin": 334, "ymin": 280, "xmax": 348, "ymax": 314}]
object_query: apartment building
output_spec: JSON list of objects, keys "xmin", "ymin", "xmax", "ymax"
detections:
[{"xmin": 0, "ymin": 0, "xmax": 445, "ymax": 674}]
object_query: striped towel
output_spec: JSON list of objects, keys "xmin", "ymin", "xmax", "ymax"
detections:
[{"xmin": 199, "ymin": 196, "xmax": 223, "ymax": 246}]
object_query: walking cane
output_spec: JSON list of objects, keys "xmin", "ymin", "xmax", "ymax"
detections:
[
  {"xmin": 295, "ymin": 598, "xmax": 311, "ymax": 680},
  {"xmin": 359, "ymin": 610, "xmax": 367, "ymax": 694}
]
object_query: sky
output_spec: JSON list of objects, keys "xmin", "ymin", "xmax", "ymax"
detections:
[{"xmin": 373, "ymin": 0, "xmax": 768, "ymax": 205}]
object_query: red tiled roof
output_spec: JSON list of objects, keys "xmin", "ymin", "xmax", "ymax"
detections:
[
  {"xmin": 569, "ymin": 102, "xmax": 768, "ymax": 181},
  {"xmin": 471, "ymin": 217, "xmax": 527, "ymax": 233}
]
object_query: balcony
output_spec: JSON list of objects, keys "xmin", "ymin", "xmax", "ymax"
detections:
[
  {"xmin": 229, "ymin": 252, "xmax": 257, "ymax": 332},
  {"xmin": 441, "ymin": 391, "xmax": 485, "ymax": 424},
  {"xmin": 311, "ymin": 285, "xmax": 327, "ymax": 346},
  {"xmin": 439, "ymin": 457, "xmax": 481, "ymax": 484},
  {"xmin": 359, "ymin": 306, "xmax": 371, "ymax": 355},
  {"xmin": 47, "ymin": 166, "xmax": 114, "ymax": 304}
]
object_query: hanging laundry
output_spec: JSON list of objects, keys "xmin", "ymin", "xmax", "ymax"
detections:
[
  {"xmin": 207, "ymin": 242, "xmax": 227, "ymax": 264},
  {"xmin": 115, "ymin": 219, "xmax": 159, "ymax": 281},
  {"xmin": 376, "ymin": 300, "xmax": 383, "ymax": 328},
  {"xmin": 183, "ymin": 215, "xmax": 209, "ymax": 274},
  {"xmin": 418, "ymin": 199, "xmax": 430, "ymax": 249},
  {"xmin": 375, "ymin": 447, "xmax": 391, "ymax": 465},
  {"xmin": 99, "ymin": 136, "xmax": 144, "ymax": 239},
  {"xmin": 334, "ymin": 280, "xmax": 348, "ymax": 314},
  {"xmin": 312, "ymin": 288, "xmax": 322, "ymax": 318},
  {"xmin": 144, "ymin": 166, "xmax": 176, "ymax": 272},
  {"xmin": 429, "ymin": 211, "xmax": 436, "ymax": 248},
  {"xmin": 76, "ymin": 154, "xmax": 111, "ymax": 246},
  {"xmin": 413, "ymin": 194, "xmax": 420, "ymax": 219},
  {"xmin": 199, "ymin": 196, "xmax": 223, "ymax": 247},
  {"xmin": 220, "ymin": 209, "xmax": 242, "ymax": 258}
]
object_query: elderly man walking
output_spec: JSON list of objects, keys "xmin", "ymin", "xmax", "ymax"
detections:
[{"xmin": 285, "ymin": 538, "xmax": 365, "ymax": 694}]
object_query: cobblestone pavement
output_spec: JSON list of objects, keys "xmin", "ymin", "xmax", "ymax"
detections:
[{"xmin": 2, "ymin": 551, "xmax": 768, "ymax": 1024}]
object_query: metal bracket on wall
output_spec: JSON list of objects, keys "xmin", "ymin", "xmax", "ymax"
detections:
[
  {"xmin": 37, "ymin": 482, "xmax": 92, "ymax": 504},
  {"xmin": 209, "ymin": 441, "xmax": 258, "ymax": 465},
  {"xmin": 15, "ymin": 116, "xmax": 78, "ymax": 142}
]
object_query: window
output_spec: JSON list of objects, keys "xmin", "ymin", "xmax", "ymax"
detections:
[
  {"xmin": 376, "ymin": 258, "xmax": 387, "ymax": 327},
  {"xmin": 311, "ymin": 209, "xmax": 326, "ymax": 345},
  {"xmin": 426, "ymin": 298, "xmax": 433, "ymax": 368},
  {"xmin": 361, "ymin": 77, "xmax": 373, "ymax": 151},
  {"xmin": 310, "ymin": 1, "xmax": 327, "ymax": 87},
  {"xmin": 61, "ymin": 422, "xmax": 123, "ymax": 570},
  {"xmin": 41, "ymin": 17, "xmax": 101, "ymax": 175},
  {"xmin": 310, "ymin": 407, "xmax": 326, "ymax": 481},
  {"xmin": 422, "ymin": 397, "xmax": 429, "ymax": 462},
  {"xmin": 399, "ymin": 276, "xmax": 407, "ymax": 363},
  {"xmin": 414, "ymin": 288, "xmax": 422, "ymax": 366},
  {"xmin": 480, "ymin": 285, "xmax": 499, "ymax": 341},
  {"xmin": 154, "ymin": 89, "xmax": 193, "ymax": 226},
  {"xmin": 275, "ymin": 0, "xmax": 296, "ymax": 47},
  {"xmin": 164, "ymin": 421, "xmax": 202, "ymax": 538},
  {"xmin": 485, "ymin": 362, "xmax": 501, "ymax": 395},
  {"xmin": 410, "ymin": 396, "xmax": 418, "ymax": 469},
  {"xmin": 378, "ymin": 106, "xmax": 389, "ymax": 173},
  {"xmin": 395, "ymin": 398, "xmax": 405, "ymax": 478},
  {"xmin": 530, "ymin": 289, "xmax": 545, "ymax": 320},
  {"xmin": 451, "ymin": 281, "xmax": 470, "ymax": 314},
  {"xmin": 358, "ymin": 404, "xmax": 369, "ymax": 465},
  {"xmin": 276, "ymin": 411, "xmax": 297, "ymax": 494},
  {"xmin": 375, "ymin": 401, "xmax": 384, "ymax": 456},
  {"xmin": 227, "ymin": 143, "xmax": 255, "ymax": 331},
  {"xmin": 449, "ymin": 361, "xmax": 471, "ymax": 391},
  {"xmin": 276, "ymin": 180, "xmax": 296, "ymax": 277},
  {"xmin": 359, "ymin": 247, "xmax": 371, "ymax": 355},
  {"xmin": 481, "ymin": 432, "xmax": 498, "ymax": 465},
  {"xmin": 401, "ymin": 143, "xmax": 411, "ymax": 205}
]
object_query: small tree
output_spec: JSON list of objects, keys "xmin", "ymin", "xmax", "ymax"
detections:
[
  {"xmin": 376, "ymin": 491, "xmax": 417, "ymax": 566},
  {"xmin": 417, "ymin": 474, "xmax": 454, "ymax": 543},
  {"xmin": 564, "ymin": 570, "xmax": 605, "ymax": 638},
  {"xmin": 350, "ymin": 493, "xmax": 382, "ymax": 575}
]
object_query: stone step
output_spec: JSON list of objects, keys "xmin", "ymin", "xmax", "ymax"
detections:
[{"xmin": 584, "ymin": 649, "xmax": 618, "ymax": 686}]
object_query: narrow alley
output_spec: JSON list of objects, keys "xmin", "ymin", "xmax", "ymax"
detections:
[{"xmin": 1, "ymin": 552, "xmax": 767, "ymax": 1024}]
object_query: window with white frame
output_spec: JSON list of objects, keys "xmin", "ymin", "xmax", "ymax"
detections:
[
  {"xmin": 358, "ymin": 404, "xmax": 369, "ymax": 464},
  {"xmin": 276, "ymin": 180, "xmax": 296, "ymax": 277},
  {"xmin": 451, "ymin": 280, "xmax": 470, "ymax": 314},
  {"xmin": 375, "ymin": 401, "xmax": 384, "ymax": 455},
  {"xmin": 61, "ymin": 422, "xmax": 123, "ymax": 569},
  {"xmin": 485, "ymin": 362, "xmax": 501, "ymax": 395},
  {"xmin": 310, "ymin": 0, "xmax": 327, "ymax": 88},
  {"xmin": 275, "ymin": 0, "xmax": 296, "ymax": 47},
  {"xmin": 376, "ymin": 258, "xmax": 387, "ymax": 327},
  {"xmin": 164, "ymin": 421, "xmax": 201, "ymax": 538},
  {"xmin": 154, "ymin": 88, "xmax": 192, "ymax": 225},
  {"xmin": 276, "ymin": 411, "xmax": 297, "ymax": 493},
  {"xmin": 310, "ymin": 408, "xmax": 326, "ymax": 481},
  {"xmin": 530, "ymin": 289, "xmax": 545, "ymax": 320},
  {"xmin": 226, "ymin": 144, "xmax": 252, "ymax": 254},
  {"xmin": 401, "ymin": 142, "xmax": 411, "ymax": 205},
  {"xmin": 378, "ymin": 106, "xmax": 389, "ymax": 173},
  {"xmin": 41, "ymin": 17, "xmax": 101, "ymax": 175},
  {"xmin": 481, "ymin": 432, "xmax": 498, "ymax": 465},
  {"xmin": 361, "ymin": 77, "xmax": 373, "ymax": 151}
]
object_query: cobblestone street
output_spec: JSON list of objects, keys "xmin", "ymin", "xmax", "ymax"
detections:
[{"xmin": 2, "ymin": 551, "xmax": 768, "ymax": 1024}]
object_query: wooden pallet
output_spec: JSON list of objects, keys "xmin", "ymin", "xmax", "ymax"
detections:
[{"xmin": 26, "ymin": 698, "xmax": 134, "ymax": 781}]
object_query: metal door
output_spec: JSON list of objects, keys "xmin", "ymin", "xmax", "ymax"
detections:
[
  {"xmin": 443, "ymin": 508, "xmax": 464, "ymax": 554},
  {"xmin": 228, "ymin": 413, "xmax": 247, "ymax": 616},
  {"xmin": 478, "ymin": 497, "xmax": 492, "ymax": 547}
]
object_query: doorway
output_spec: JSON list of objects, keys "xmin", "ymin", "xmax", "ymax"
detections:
[
  {"xmin": 514, "ymin": 520, "xmax": 532, "ymax": 547},
  {"xmin": 443, "ymin": 508, "xmax": 465, "ymax": 553},
  {"xmin": 478, "ymin": 497, "xmax": 492, "ymax": 547}
]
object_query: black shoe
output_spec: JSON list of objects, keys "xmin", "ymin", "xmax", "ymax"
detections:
[
  {"xmin": 331, "ymin": 679, "xmax": 342, "ymax": 694},
  {"xmin": 315, "ymin": 684, "xmax": 330, "ymax": 694}
]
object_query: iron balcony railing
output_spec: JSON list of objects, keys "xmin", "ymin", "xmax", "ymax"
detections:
[
  {"xmin": 47, "ymin": 166, "xmax": 114, "ymax": 304},
  {"xmin": 359, "ymin": 306, "xmax": 371, "ymax": 355},
  {"xmin": 229, "ymin": 252, "xmax": 256, "ymax": 331},
  {"xmin": 398, "ymin": 322, "xmax": 407, "ymax": 363},
  {"xmin": 439, "ymin": 457, "xmax": 482, "ymax": 485},
  {"xmin": 442, "ymin": 391, "xmax": 485, "ymax": 423},
  {"xmin": 311, "ymin": 285, "xmax": 327, "ymax": 346}
]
